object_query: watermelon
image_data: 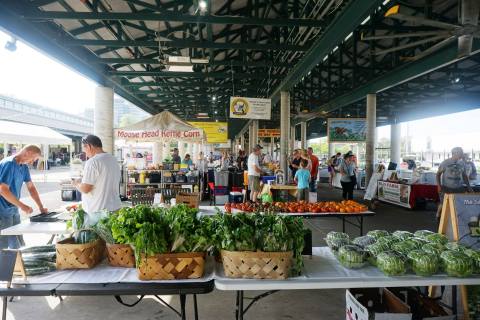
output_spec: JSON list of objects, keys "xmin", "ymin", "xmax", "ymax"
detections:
[
  {"xmin": 392, "ymin": 231, "xmax": 414, "ymax": 241},
  {"xmin": 352, "ymin": 235, "xmax": 376, "ymax": 248},
  {"xmin": 392, "ymin": 239, "xmax": 424, "ymax": 256},
  {"xmin": 376, "ymin": 235, "xmax": 398, "ymax": 248},
  {"xmin": 414, "ymin": 230, "xmax": 435, "ymax": 239},
  {"xmin": 338, "ymin": 245, "xmax": 367, "ymax": 269},
  {"xmin": 367, "ymin": 230, "xmax": 390, "ymax": 240},
  {"xmin": 408, "ymin": 250, "xmax": 440, "ymax": 276},
  {"xmin": 377, "ymin": 251, "xmax": 407, "ymax": 276},
  {"xmin": 365, "ymin": 242, "xmax": 391, "ymax": 266},
  {"xmin": 464, "ymin": 249, "xmax": 480, "ymax": 274},
  {"xmin": 422, "ymin": 243, "xmax": 445, "ymax": 256},
  {"xmin": 425, "ymin": 233, "xmax": 449, "ymax": 246},
  {"xmin": 325, "ymin": 232, "xmax": 350, "ymax": 251},
  {"xmin": 440, "ymin": 250, "xmax": 474, "ymax": 277},
  {"xmin": 445, "ymin": 242, "xmax": 467, "ymax": 252}
]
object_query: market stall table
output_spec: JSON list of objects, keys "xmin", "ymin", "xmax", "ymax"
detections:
[
  {"xmin": 269, "ymin": 184, "xmax": 297, "ymax": 201},
  {"xmin": 214, "ymin": 247, "xmax": 480, "ymax": 320},
  {"xmin": 377, "ymin": 181, "xmax": 439, "ymax": 209},
  {"xmin": 0, "ymin": 253, "xmax": 215, "ymax": 320},
  {"xmin": 198, "ymin": 206, "xmax": 375, "ymax": 236}
]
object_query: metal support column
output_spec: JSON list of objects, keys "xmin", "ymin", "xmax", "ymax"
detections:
[
  {"xmin": 252, "ymin": 120, "xmax": 258, "ymax": 147},
  {"xmin": 366, "ymin": 93, "xmax": 377, "ymax": 185},
  {"xmin": 248, "ymin": 122, "xmax": 254, "ymax": 152},
  {"xmin": 300, "ymin": 121, "xmax": 307, "ymax": 149},
  {"xmin": 390, "ymin": 120, "xmax": 401, "ymax": 166},
  {"xmin": 94, "ymin": 86, "xmax": 114, "ymax": 154},
  {"xmin": 240, "ymin": 134, "xmax": 245, "ymax": 151},
  {"xmin": 280, "ymin": 91, "xmax": 290, "ymax": 179},
  {"xmin": 290, "ymin": 126, "xmax": 296, "ymax": 152}
]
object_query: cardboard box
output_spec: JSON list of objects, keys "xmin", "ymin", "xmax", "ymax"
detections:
[
  {"xmin": 176, "ymin": 192, "xmax": 200, "ymax": 208},
  {"xmin": 346, "ymin": 288, "xmax": 412, "ymax": 320},
  {"xmin": 346, "ymin": 288, "xmax": 455, "ymax": 320}
]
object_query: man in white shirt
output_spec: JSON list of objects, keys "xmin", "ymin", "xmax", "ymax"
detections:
[
  {"xmin": 247, "ymin": 145, "xmax": 263, "ymax": 202},
  {"xmin": 73, "ymin": 135, "xmax": 121, "ymax": 215}
]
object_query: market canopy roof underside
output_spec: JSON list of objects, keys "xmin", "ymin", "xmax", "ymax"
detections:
[{"xmin": 1, "ymin": 0, "xmax": 479, "ymax": 140}]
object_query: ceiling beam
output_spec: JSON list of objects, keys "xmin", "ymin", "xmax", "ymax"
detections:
[
  {"xmin": 109, "ymin": 70, "xmax": 283, "ymax": 79},
  {"xmin": 64, "ymin": 39, "xmax": 306, "ymax": 51},
  {"xmin": 23, "ymin": 11, "xmax": 327, "ymax": 28},
  {"xmin": 297, "ymin": 41, "xmax": 480, "ymax": 122},
  {"xmin": 95, "ymin": 57, "xmax": 290, "ymax": 67},
  {"xmin": 269, "ymin": 0, "xmax": 385, "ymax": 102}
]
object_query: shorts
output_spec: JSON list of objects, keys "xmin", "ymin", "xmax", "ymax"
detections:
[
  {"xmin": 297, "ymin": 188, "xmax": 309, "ymax": 201},
  {"xmin": 248, "ymin": 175, "xmax": 261, "ymax": 192},
  {"xmin": 0, "ymin": 206, "xmax": 21, "ymax": 249}
]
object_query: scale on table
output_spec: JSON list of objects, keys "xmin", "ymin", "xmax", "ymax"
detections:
[{"xmin": 29, "ymin": 211, "xmax": 60, "ymax": 223}]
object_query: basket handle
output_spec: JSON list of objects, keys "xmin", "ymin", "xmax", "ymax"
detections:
[{"xmin": 114, "ymin": 295, "xmax": 145, "ymax": 307}]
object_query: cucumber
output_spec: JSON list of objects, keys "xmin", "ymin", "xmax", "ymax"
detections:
[
  {"xmin": 22, "ymin": 252, "xmax": 56, "ymax": 263},
  {"xmin": 20, "ymin": 245, "xmax": 55, "ymax": 254},
  {"xmin": 25, "ymin": 263, "xmax": 56, "ymax": 276},
  {"xmin": 23, "ymin": 260, "xmax": 55, "ymax": 269}
]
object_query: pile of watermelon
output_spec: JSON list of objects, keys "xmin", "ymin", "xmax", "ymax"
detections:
[{"xmin": 328, "ymin": 229, "xmax": 479, "ymax": 278}]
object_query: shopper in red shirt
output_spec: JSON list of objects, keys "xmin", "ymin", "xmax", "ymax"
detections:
[{"xmin": 307, "ymin": 147, "xmax": 319, "ymax": 192}]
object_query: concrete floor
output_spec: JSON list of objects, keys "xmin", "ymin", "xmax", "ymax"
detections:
[{"xmin": 3, "ymin": 171, "xmax": 439, "ymax": 320}]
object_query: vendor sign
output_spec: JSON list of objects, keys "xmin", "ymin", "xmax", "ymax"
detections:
[
  {"xmin": 258, "ymin": 129, "xmax": 280, "ymax": 138},
  {"xmin": 116, "ymin": 128, "xmax": 202, "ymax": 141},
  {"xmin": 327, "ymin": 118, "xmax": 367, "ymax": 142},
  {"xmin": 189, "ymin": 122, "xmax": 228, "ymax": 144},
  {"xmin": 377, "ymin": 181, "xmax": 411, "ymax": 209},
  {"xmin": 229, "ymin": 97, "xmax": 271, "ymax": 120}
]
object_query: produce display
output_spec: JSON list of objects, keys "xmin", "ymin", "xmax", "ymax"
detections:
[
  {"xmin": 225, "ymin": 200, "xmax": 368, "ymax": 214},
  {"xmin": 407, "ymin": 250, "xmax": 439, "ymax": 276},
  {"xmin": 440, "ymin": 250, "xmax": 474, "ymax": 278},
  {"xmin": 20, "ymin": 245, "xmax": 56, "ymax": 276},
  {"xmin": 214, "ymin": 213, "xmax": 305, "ymax": 276},
  {"xmin": 377, "ymin": 251, "xmax": 407, "ymax": 276},
  {"xmin": 329, "ymin": 229, "xmax": 480, "ymax": 278},
  {"xmin": 337, "ymin": 245, "xmax": 367, "ymax": 269}
]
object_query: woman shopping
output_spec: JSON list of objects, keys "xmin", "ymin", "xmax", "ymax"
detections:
[{"xmin": 339, "ymin": 151, "xmax": 356, "ymax": 200}]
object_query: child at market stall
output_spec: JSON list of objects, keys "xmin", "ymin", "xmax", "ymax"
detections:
[{"xmin": 294, "ymin": 159, "xmax": 310, "ymax": 202}]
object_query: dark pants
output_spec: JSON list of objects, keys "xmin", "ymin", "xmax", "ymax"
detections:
[
  {"xmin": 340, "ymin": 181, "xmax": 355, "ymax": 200},
  {"xmin": 309, "ymin": 179, "xmax": 317, "ymax": 192}
]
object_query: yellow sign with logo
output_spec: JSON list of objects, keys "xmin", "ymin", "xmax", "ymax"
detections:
[{"xmin": 189, "ymin": 122, "xmax": 228, "ymax": 144}]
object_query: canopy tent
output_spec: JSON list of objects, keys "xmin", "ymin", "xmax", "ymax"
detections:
[
  {"xmin": 0, "ymin": 120, "xmax": 71, "ymax": 145},
  {"xmin": 115, "ymin": 111, "xmax": 205, "ymax": 142}
]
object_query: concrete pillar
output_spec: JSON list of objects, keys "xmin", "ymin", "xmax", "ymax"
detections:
[
  {"xmin": 252, "ymin": 120, "xmax": 258, "ymax": 147},
  {"xmin": 390, "ymin": 121, "xmax": 401, "ymax": 166},
  {"xmin": 152, "ymin": 141, "xmax": 163, "ymax": 164},
  {"xmin": 248, "ymin": 122, "xmax": 254, "ymax": 152},
  {"xmin": 366, "ymin": 93, "xmax": 377, "ymax": 185},
  {"xmin": 300, "ymin": 121, "xmax": 307, "ymax": 149},
  {"xmin": 240, "ymin": 134, "xmax": 245, "ymax": 151},
  {"xmin": 94, "ymin": 86, "xmax": 114, "ymax": 154},
  {"xmin": 270, "ymin": 137, "xmax": 275, "ymax": 157},
  {"xmin": 178, "ymin": 141, "xmax": 186, "ymax": 158},
  {"xmin": 290, "ymin": 126, "xmax": 296, "ymax": 152},
  {"xmin": 280, "ymin": 91, "xmax": 290, "ymax": 179}
]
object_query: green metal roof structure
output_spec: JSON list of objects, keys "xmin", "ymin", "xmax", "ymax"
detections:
[{"xmin": 0, "ymin": 0, "xmax": 479, "ymax": 140}]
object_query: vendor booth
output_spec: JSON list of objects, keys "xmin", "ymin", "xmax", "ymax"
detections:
[
  {"xmin": 115, "ymin": 111, "xmax": 205, "ymax": 201},
  {"xmin": 0, "ymin": 120, "xmax": 72, "ymax": 180}
]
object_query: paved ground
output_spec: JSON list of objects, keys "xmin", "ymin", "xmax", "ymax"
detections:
[{"xmin": 3, "ymin": 171, "xmax": 439, "ymax": 320}]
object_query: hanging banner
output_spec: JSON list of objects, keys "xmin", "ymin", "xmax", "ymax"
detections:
[
  {"xmin": 258, "ymin": 129, "xmax": 281, "ymax": 138},
  {"xmin": 377, "ymin": 181, "xmax": 412, "ymax": 209},
  {"xmin": 327, "ymin": 118, "xmax": 367, "ymax": 142},
  {"xmin": 115, "ymin": 128, "xmax": 202, "ymax": 141},
  {"xmin": 229, "ymin": 97, "xmax": 271, "ymax": 120},
  {"xmin": 189, "ymin": 122, "xmax": 228, "ymax": 144}
]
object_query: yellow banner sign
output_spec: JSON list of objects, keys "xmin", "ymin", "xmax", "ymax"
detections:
[
  {"xmin": 189, "ymin": 122, "xmax": 228, "ymax": 143},
  {"xmin": 258, "ymin": 129, "xmax": 280, "ymax": 137}
]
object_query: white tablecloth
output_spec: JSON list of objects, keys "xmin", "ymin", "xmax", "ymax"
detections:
[
  {"xmin": 15, "ymin": 257, "xmax": 215, "ymax": 285},
  {"xmin": 214, "ymin": 247, "xmax": 480, "ymax": 290}
]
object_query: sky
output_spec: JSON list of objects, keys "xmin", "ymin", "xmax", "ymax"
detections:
[
  {"xmin": 1, "ymin": 30, "xmax": 480, "ymax": 152},
  {"xmin": 0, "ymin": 30, "xmax": 97, "ymax": 114}
]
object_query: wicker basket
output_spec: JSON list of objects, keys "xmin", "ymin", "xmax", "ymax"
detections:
[
  {"xmin": 106, "ymin": 243, "xmax": 135, "ymax": 268},
  {"xmin": 221, "ymin": 250, "xmax": 293, "ymax": 279},
  {"xmin": 137, "ymin": 252, "xmax": 205, "ymax": 280},
  {"xmin": 56, "ymin": 238, "xmax": 105, "ymax": 269}
]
